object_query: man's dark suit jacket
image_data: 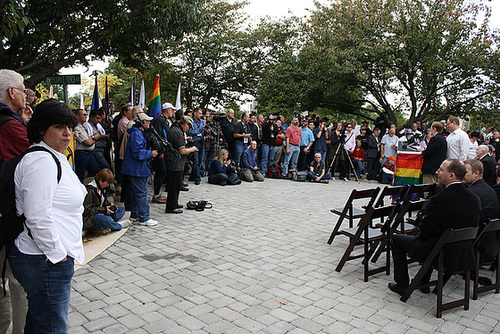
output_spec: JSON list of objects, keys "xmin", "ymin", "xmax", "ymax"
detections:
[
  {"xmin": 410, "ymin": 183, "xmax": 480, "ymax": 271},
  {"xmin": 421, "ymin": 133, "xmax": 447, "ymax": 174},
  {"xmin": 366, "ymin": 134, "xmax": 380, "ymax": 158},
  {"xmin": 469, "ymin": 179, "xmax": 500, "ymax": 261},
  {"xmin": 480, "ymin": 154, "xmax": 497, "ymax": 185}
]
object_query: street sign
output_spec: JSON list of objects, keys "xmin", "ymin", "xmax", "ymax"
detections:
[{"xmin": 50, "ymin": 74, "xmax": 81, "ymax": 85}]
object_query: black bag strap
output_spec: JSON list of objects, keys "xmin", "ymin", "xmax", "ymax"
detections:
[{"xmin": 24, "ymin": 146, "xmax": 62, "ymax": 183}]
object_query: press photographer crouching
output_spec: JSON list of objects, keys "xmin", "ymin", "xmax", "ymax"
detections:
[
  {"xmin": 208, "ymin": 148, "xmax": 241, "ymax": 186},
  {"xmin": 83, "ymin": 168, "xmax": 128, "ymax": 235}
]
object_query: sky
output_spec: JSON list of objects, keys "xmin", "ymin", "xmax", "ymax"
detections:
[{"xmin": 61, "ymin": 0, "xmax": 500, "ymax": 98}]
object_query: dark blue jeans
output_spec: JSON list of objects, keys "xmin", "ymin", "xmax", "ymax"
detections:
[
  {"xmin": 8, "ymin": 245, "xmax": 74, "ymax": 334},
  {"xmin": 91, "ymin": 148, "xmax": 110, "ymax": 170},
  {"xmin": 92, "ymin": 207, "xmax": 125, "ymax": 231},
  {"xmin": 208, "ymin": 173, "xmax": 239, "ymax": 185},
  {"xmin": 234, "ymin": 141, "xmax": 247, "ymax": 168},
  {"xmin": 189, "ymin": 142, "xmax": 204, "ymax": 181},
  {"xmin": 261, "ymin": 144, "xmax": 275, "ymax": 174},
  {"xmin": 74, "ymin": 150, "xmax": 100, "ymax": 182},
  {"xmin": 128, "ymin": 176, "xmax": 150, "ymax": 222}
]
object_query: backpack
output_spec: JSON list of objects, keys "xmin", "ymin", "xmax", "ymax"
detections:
[
  {"xmin": 267, "ymin": 164, "xmax": 282, "ymax": 178},
  {"xmin": 0, "ymin": 146, "xmax": 62, "ymax": 250},
  {"xmin": 0, "ymin": 114, "xmax": 17, "ymax": 127},
  {"xmin": 292, "ymin": 170, "xmax": 308, "ymax": 182}
]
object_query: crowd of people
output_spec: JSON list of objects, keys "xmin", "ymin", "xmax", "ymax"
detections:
[{"xmin": 1, "ymin": 65, "xmax": 500, "ymax": 332}]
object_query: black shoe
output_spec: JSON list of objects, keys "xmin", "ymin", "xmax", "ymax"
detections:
[
  {"xmin": 176, "ymin": 204, "xmax": 184, "ymax": 209},
  {"xmin": 181, "ymin": 181, "xmax": 188, "ymax": 187},
  {"xmin": 419, "ymin": 287, "xmax": 430, "ymax": 294},
  {"xmin": 180, "ymin": 186, "xmax": 189, "ymax": 191},
  {"xmin": 388, "ymin": 282, "xmax": 407, "ymax": 296},
  {"xmin": 165, "ymin": 208, "xmax": 183, "ymax": 214},
  {"xmin": 195, "ymin": 180, "xmax": 201, "ymax": 185},
  {"xmin": 219, "ymin": 181, "xmax": 227, "ymax": 186}
]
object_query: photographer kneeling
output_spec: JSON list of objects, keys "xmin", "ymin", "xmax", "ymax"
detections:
[
  {"xmin": 208, "ymin": 149, "xmax": 241, "ymax": 186},
  {"xmin": 83, "ymin": 169, "xmax": 128, "ymax": 235},
  {"xmin": 241, "ymin": 141, "xmax": 265, "ymax": 182}
]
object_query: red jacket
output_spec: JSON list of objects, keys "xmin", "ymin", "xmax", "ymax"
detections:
[{"xmin": 0, "ymin": 102, "xmax": 30, "ymax": 163}]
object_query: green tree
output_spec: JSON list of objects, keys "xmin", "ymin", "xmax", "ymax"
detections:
[
  {"xmin": 147, "ymin": 0, "xmax": 297, "ymax": 110},
  {"xmin": 1, "ymin": 0, "xmax": 206, "ymax": 87},
  {"xmin": 306, "ymin": 0, "xmax": 499, "ymax": 127}
]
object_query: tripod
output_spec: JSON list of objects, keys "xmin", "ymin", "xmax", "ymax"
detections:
[{"xmin": 328, "ymin": 132, "xmax": 360, "ymax": 183}]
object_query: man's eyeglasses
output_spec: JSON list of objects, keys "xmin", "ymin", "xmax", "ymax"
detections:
[{"xmin": 7, "ymin": 87, "xmax": 28, "ymax": 95}]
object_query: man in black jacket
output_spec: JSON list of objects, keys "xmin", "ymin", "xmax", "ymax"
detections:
[
  {"xmin": 366, "ymin": 127, "xmax": 381, "ymax": 180},
  {"xmin": 419, "ymin": 121, "xmax": 447, "ymax": 184},
  {"xmin": 475, "ymin": 144, "xmax": 497, "ymax": 185},
  {"xmin": 388, "ymin": 159, "xmax": 481, "ymax": 295},
  {"xmin": 464, "ymin": 159, "xmax": 500, "ymax": 264}
]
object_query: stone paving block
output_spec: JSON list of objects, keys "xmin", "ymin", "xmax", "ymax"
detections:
[
  {"xmin": 117, "ymin": 314, "xmax": 146, "ymax": 330},
  {"xmin": 70, "ymin": 180, "xmax": 498, "ymax": 333},
  {"xmin": 102, "ymin": 323, "xmax": 129, "ymax": 334},
  {"xmin": 83, "ymin": 316, "xmax": 117, "ymax": 332}
]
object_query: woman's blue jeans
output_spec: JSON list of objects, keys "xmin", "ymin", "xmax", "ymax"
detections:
[
  {"xmin": 8, "ymin": 245, "xmax": 74, "ymax": 334},
  {"xmin": 92, "ymin": 207, "xmax": 125, "ymax": 231},
  {"xmin": 128, "ymin": 176, "xmax": 150, "ymax": 222}
]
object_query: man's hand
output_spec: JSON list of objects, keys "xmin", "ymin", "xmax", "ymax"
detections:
[
  {"xmin": 19, "ymin": 105, "xmax": 33, "ymax": 123},
  {"xmin": 253, "ymin": 166, "xmax": 259, "ymax": 171},
  {"xmin": 304, "ymin": 147, "xmax": 309, "ymax": 152},
  {"xmin": 315, "ymin": 177, "xmax": 321, "ymax": 182},
  {"xmin": 286, "ymin": 148, "xmax": 290, "ymax": 155},
  {"xmin": 152, "ymin": 150, "xmax": 159, "ymax": 158},
  {"xmin": 191, "ymin": 146, "xmax": 199, "ymax": 153}
]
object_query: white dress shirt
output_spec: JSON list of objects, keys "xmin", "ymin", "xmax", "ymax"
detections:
[
  {"xmin": 14, "ymin": 142, "xmax": 87, "ymax": 264},
  {"xmin": 446, "ymin": 128, "xmax": 470, "ymax": 160}
]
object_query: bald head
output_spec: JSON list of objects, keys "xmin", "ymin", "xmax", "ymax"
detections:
[{"xmin": 476, "ymin": 145, "xmax": 489, "ymax": 159}]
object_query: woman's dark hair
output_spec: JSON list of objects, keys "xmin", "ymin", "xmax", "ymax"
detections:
[{"xmin": 27, "ymin": 99, "xmax": 77, "ymax": 143}]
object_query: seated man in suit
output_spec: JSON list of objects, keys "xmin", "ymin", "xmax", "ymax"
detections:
[
  {"xmin": 464, "ymin": 159, "xmax": 500, "ymax": 277},
  {"xmin": 475, "ymin": 145, "xmax": 497, "ymax": 185},
  {"xmin": 388, "ymin": 159, "xmax": 481, "ymax": 295}
]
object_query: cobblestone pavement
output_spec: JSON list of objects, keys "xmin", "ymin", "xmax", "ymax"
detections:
[{"xmin": 69, "ymin": 178, "xmax": 500, "ymax": 333}]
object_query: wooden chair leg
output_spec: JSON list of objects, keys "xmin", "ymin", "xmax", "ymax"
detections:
[
  {"xmin": 336, "ymin": 236, "xmax": 359, "ymax": 272},
  {"xmin": 436, "ymin": 254, "xmax": 444, "ymax": 318},
  {"xmin": 473, "ymin": 250, "xmax": 480, "ymax": 300},
  {"xmin": 496, "ymin": 255, "xmax": 500, "ymax": 294},
  {"xmin": 327, "ymin": 215, "xmax": 345, "ymax": 244},
  {"xmin": 464, "ymin": 271, "xmax": 471, "ymax": 311}
]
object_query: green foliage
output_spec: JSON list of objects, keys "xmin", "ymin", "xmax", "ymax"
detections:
[
  {"xmin": 1, "ymin": 0, "xmax": 205, "ymax": 87},
  {"xmin": 305, "ymin": 0, "xmax": 499, "ymax": 126}
]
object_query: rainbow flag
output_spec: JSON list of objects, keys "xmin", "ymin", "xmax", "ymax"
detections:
[
  {"xmin": 148, "ymin": 74, "xmax": 161, "ymax": 119},
  {"xmin": 394, "ymin": 152, "xmax": 423, "ymax": 185}
]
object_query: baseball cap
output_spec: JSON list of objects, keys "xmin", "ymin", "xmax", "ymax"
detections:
[
  {"xmin": 135, "ymin": 113, "xmax": 153, "ymax": 122},
  {"xmin": 162, "ymin": 102, "xmax": 174, "ymax": 110}
]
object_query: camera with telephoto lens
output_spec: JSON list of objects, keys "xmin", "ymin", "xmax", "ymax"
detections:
[{"xmin": 143, "ymin": 127, "xmax": 181, "ymax": 159}]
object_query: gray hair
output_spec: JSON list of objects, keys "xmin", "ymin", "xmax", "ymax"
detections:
[
  {"xmin": 0, "ymin": 69, "xmax": 24, "ymax": 101},
  {"xmin": 131, "ymin": 106, "xmax": 143, "ymax": 119}
]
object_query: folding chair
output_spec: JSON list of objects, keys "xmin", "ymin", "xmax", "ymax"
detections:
[
  {"xmin": 473, "ymin": 218, "xmax": 500, "ymax": 300},
  {"xmin": 401, "ymin": 183, "xmax": 437, "ymax": 202},
  {"xmin": 334, "ymin": 204, "xmax": 400, "ymax": 282},
  {"xmin": 370, "ymin": 199, "xmax": 429, "ymax": 264},
  {"xmin": 327, "ymin": 187, "xmax": 380, "ymax": 245},
  {"xmin": 400, "ymin": 226, "xmax": 480, "ymax": 318},
  {"xmin": 374, "ymin": 185, "xmax": 408, "ymax": 208}
]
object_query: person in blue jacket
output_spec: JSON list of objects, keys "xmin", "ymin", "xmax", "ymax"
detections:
[
  {"xmin": 208, "ymin": 148, "xmax": 241, "ymax": 185},
  {"xmin": 121, "ymin": 113, "xmax": 159, "ymax": 226}
]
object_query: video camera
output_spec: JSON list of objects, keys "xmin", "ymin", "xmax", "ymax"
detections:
[{"xmin": 143, "ymin": 127, "xmax": 181, "ymax": 159}]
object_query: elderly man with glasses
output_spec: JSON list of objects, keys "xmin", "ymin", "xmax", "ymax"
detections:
[{"xmin": 0, "ymin": 69, "xmax": 30, "ymax": 334}]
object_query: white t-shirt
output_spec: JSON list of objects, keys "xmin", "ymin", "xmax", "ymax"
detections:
[{"xmin": 14, "ymin": 142, "xmax": 87, "ymax": 264}]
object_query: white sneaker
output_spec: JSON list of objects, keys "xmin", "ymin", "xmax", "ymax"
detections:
[
  {"xmin": 119, "ymin": 220, "xmax": 131, "ymax": 228},
  {"xmin": 139, "ymin": 219, "xmax": 158, "ymax": 226}
]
